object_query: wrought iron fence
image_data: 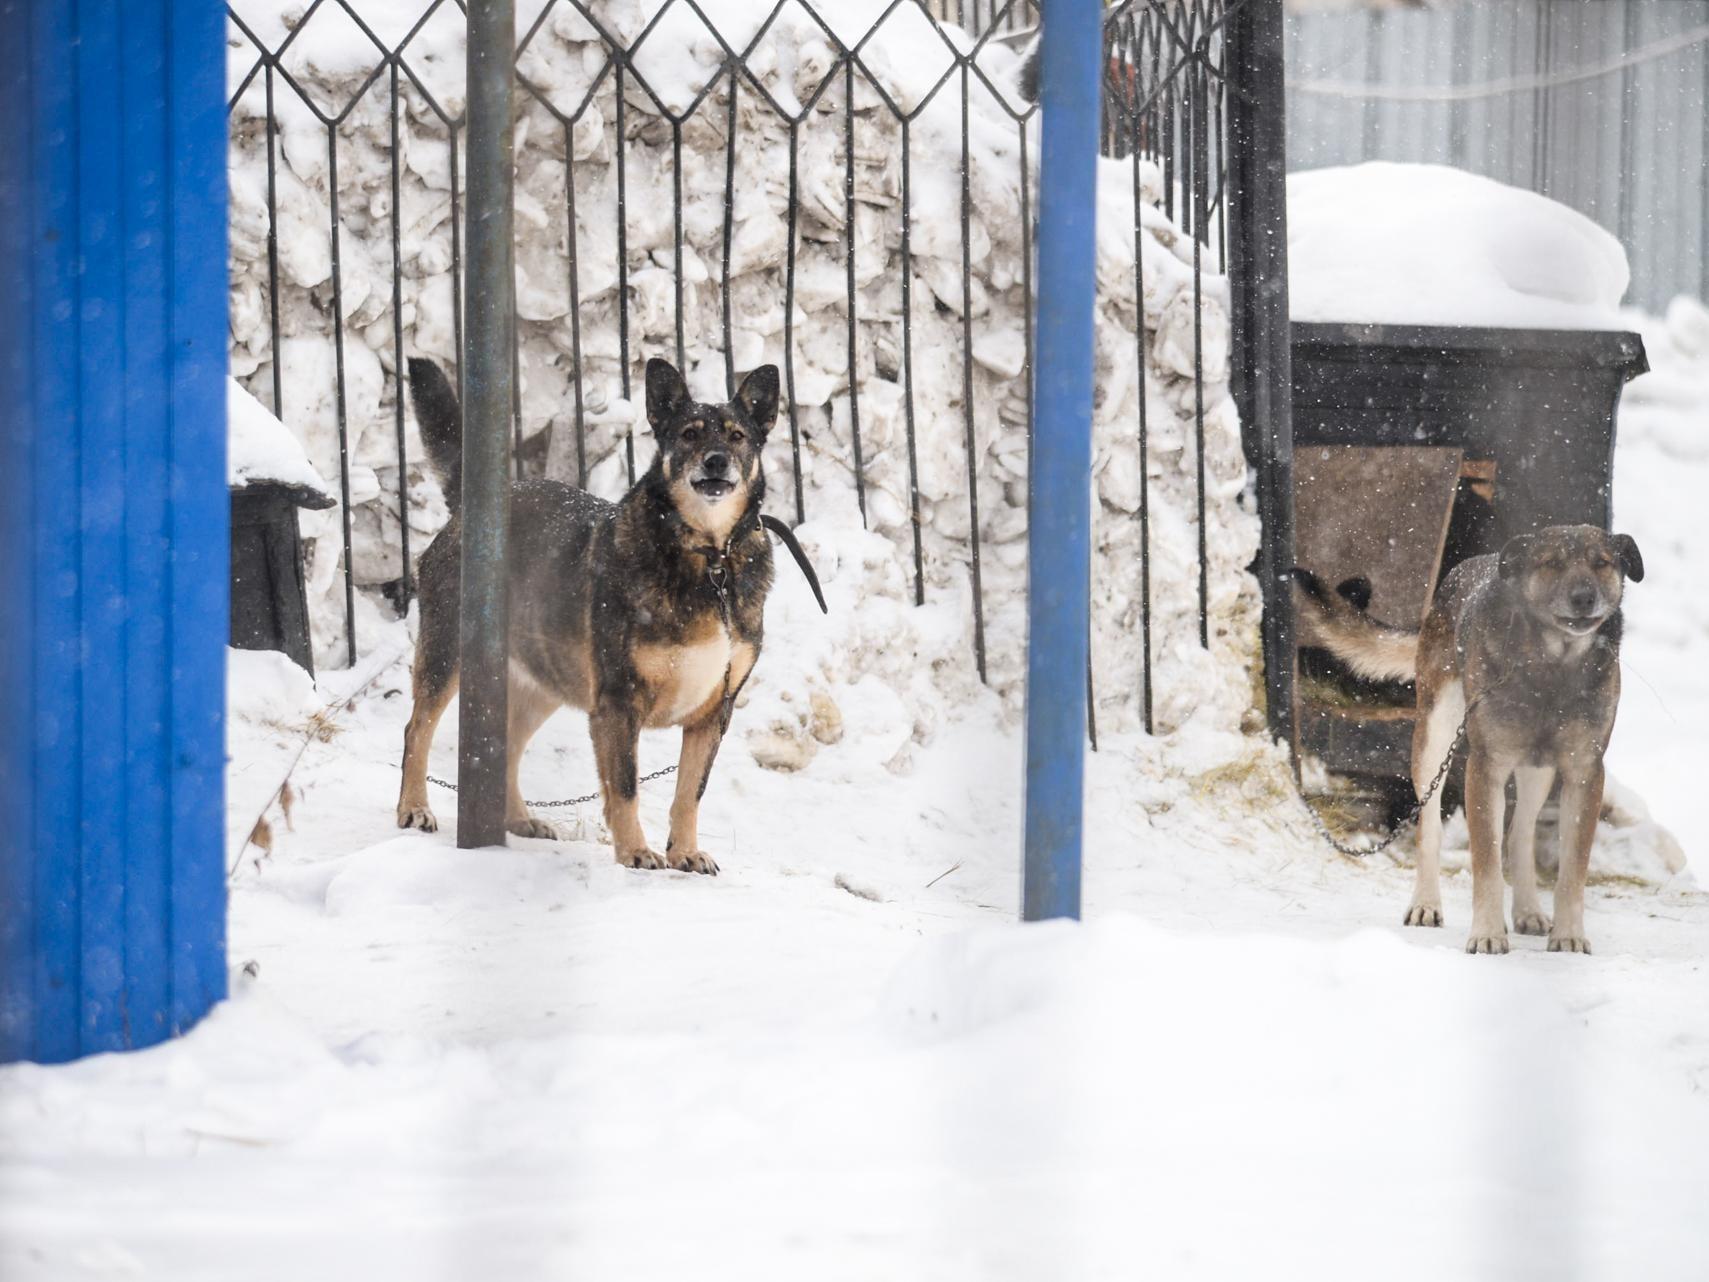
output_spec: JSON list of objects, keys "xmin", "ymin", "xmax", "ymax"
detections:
[
  {"xmin": 225, "ymin": 0, "xmax": 1293, "ymax": 738},
  {"xmin": 926, "ymin": 0, "xmax": 1035, "ymax": 40}
]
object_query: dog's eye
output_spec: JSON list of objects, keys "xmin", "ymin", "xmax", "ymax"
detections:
[
  {"xmin": 728, "ymin": 430, "xmax": 745, "ymax": 444},
  {"xmin": 681, "ymin": 427, "xmax": 699, "ymax": 444}
]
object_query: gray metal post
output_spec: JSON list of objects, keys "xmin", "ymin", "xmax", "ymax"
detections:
[
  {"xmin": 458, "ymin": 0, "xmax": 515, "ymax": 848},
  {"xmin": 1227, "ymin": 0, "xmax": 1297, "ymax": 754}
]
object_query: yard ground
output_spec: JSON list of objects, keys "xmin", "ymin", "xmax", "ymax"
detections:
[{"xmin": 1, "ymin": 613, "xmax": 1706, "ymax": 1279}]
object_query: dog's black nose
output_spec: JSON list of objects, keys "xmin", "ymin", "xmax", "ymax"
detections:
[
  {"xmin": 1568, "ymin": 584, "xmax": 1598, "ymax": 614},
  {"xmin": 701, "ymin": 452, "xmax": 729, "ymax": 478}
]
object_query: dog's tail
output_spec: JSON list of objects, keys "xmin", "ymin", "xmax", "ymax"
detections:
[
  {"xmin": 1291, "ymin": 567, "xmax": 1419, "ymax": 682},
  {"xmin": 407, "ymin": 357, "xmax": 461, "ymax": 507}
]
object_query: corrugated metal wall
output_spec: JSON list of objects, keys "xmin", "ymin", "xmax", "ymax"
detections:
[
  {"xmin": 1286, "ymin": 0, "xmax": 1709, "ymax": 312},
  {"xmin": 1, "ymin": 0, "xmax": 230, "ymax": 1065}
]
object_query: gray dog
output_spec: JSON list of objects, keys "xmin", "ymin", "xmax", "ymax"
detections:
[{"xmin": 1295, "ymin": 524, "xmax": 1644, "ymax": 955}]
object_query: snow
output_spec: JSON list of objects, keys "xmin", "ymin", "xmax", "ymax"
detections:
[
  {"xmin": 2, "ymin": 11, "xmax": 1705, "ymax": 1278},
  {"xmin": 1603, "ymin": 295, "xmax": 1709, "ymax": 887},
  {"xmin": 227, "ymin": 377, "xmax": 333, "ymax": 498},
  {"xmin": 1289, "ymin": 163, "xmax": 1633, "ymax": 329}
]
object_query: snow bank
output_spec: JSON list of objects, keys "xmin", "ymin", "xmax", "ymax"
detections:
[
  {"xmin": 228, "ymin": 377, "xmax": 333, "ymax": 497},
  {"xmin": 1289, "ymin": 163, "xmax": 1631, "ymax": 329},
  {"xmin": 228, "ymin": 645, "xmax": 319, "ymax": 727},
  {"xmin": 226, "ymin": 0, "xmax": 1263, "ymax": 743},
  {"xmin": 1606, "ymin": 295, "xmax": 1709, "ymax": 883}
]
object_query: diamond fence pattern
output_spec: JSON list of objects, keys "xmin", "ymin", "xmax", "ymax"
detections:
[{"xmin": 226, "ymin": 0, "xmax": 1281, "ymax": 739}]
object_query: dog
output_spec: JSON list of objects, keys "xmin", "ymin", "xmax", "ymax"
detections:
[
  {"xmin": 1295, "ymin": 524, "xmax": 1644, "ymax": 954},
  {"xmin": 396, "ymin": 355, "xmax": 780, "ymax": 874}
]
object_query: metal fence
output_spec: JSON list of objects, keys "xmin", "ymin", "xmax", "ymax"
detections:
[
  {"xmin": 225, "ymin": 0, "xmax": 1294, "ymax": 739},
  {"xmin": 926, "ymin": 0, "xmax": 1036, "ymax": 39},
  {"xmin": 1287, "ymin": 0, "xmax": 1709, "ymax": 313}
]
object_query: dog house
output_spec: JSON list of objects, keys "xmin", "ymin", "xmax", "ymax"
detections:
[
  {"xmin": 1289, "ymin": 322, "xmax": 1648, "ymax": 792},
  {"xmin": 228, "ymin": 382, "xmax": 335, "ymax": 676},
  {"xmin": 230, "ymin": 479, "xmax": 334, "ymax": 675}
]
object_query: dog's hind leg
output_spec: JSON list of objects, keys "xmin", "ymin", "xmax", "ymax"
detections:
[
  {"xmin": 665, "ymin": 708, "xmax": 726, "ymax": 876},
  {"xmin": 590, "ymin": 701, "xmax": 662, "ymax": 870},
  {"xmin": 1548, "ymin": 760, "xmax": 1603, "ymax": 954},
  {"xmin": 398, "ymin": 629, "xmax": 459, "ymax": 832},
  {"xmin": 505, "ymin": 672, "xmax": 561, "ymax": 841},
  {"xmin": 1405, "ymin": 680, "xmax": 1463, "ymax": 928},
  {"xmin": 1506, "ymin": 766, "xmax": 1555, "ymax": 936}
]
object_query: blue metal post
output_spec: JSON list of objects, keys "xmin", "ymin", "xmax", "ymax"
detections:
[
  {"xmin": 1023, "ymin": 0, "xmax": 1101, "ymax": 922},
  {"xmin": 0, "ymin": 0, "xmax": 229, "ymax": 1063}
]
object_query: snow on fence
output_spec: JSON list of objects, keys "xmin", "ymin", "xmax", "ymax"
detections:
[{"xmin": 225, "ymin": 0, "xmax": 1274, "ymax": 737}]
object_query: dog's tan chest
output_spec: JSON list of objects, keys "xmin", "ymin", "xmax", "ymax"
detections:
[{"xmin": 636, "ymin": 625, "xmax": 734, "ymax": 727}]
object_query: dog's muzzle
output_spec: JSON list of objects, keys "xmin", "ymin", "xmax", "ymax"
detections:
[
  {"xmin": 1553, "ymin": 582, "xmax": 1607, "ymax": 634},
  {"xmin": 690, "ymin": 452, "xmax": 736, "ymax": 499}
]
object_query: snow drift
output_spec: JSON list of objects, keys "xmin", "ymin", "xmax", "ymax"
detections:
[{"xmin": 225, "ymin": 0, "xmax": 1265, "ymax": 754}]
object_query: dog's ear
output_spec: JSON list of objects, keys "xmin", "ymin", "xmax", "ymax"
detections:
[
  {"xmin": 733, "ymin": 364, "xmax": 780, "ymax": 438},
  {"xmin": 1611, "ymin": 532, "xmax": 1644, "ymax": 583},
  {"xmin": 646, "ymin": 358, "xmax": 691, "ymax": 433},
  {"xmin": 1498, "ymin": 533, "xmax": 1536, "ymax": 581},
  {"xmin": 1334, "ymin": 576, "xmax": 1374, "ymax": 613}
]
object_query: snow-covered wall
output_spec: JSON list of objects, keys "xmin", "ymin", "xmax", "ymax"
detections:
[{"xmin": 226, "ymin": 0, "xmax": 1263, "ymax": 744}]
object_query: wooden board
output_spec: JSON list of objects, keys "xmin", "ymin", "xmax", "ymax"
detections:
[{"xmin": 1293, "ymin": 444, "xmax": 1464, "ymax": 630}]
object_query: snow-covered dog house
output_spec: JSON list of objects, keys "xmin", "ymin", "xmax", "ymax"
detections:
[
  {"xmin": 229, "ymin": 380, "xmax": 337, "ymax": 676},
  {"xmin": 1285, "ymin": 164, "xmax": 1651, "ymax": 795}
]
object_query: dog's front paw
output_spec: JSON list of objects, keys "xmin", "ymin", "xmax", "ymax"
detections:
[
  {"xmin": 507, "ymin": 816, "xmax": 558, "ymax": 841},
  {"xmin": 398, "ymin": 805, "xmax": 438, "ymax": 833},
  {"xmin": 1547, "ymin": 932, "xmax": 1592, "ymax": 955},
  {"xmin": 1404, "ymin": 902, "xmax": 1443, "ymax": 928},
  {"xmin": 1513, "ymin": 908, "xmax": 1552, "ymax": 936},
  {"xmin": 616, "ymin": 846, "xmax": 665, "ymax": 871},
  {"xmin": 666, "ymin": 846, "xmax": 719, "ymax": 876},
  {"xmin": 1465, "ymin": 931, "xmax": 1510, "ymax": 955}
]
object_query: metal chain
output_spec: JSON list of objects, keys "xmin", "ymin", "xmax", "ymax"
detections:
[
  {"xmin": 1300, "ymin": 712, "xmax": 1470, "ymax": 859},
  {"xmin": 423, "ymin": 765, "xmax": 678, "ymax": 810}
]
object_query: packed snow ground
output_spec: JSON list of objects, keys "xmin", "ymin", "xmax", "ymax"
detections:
[{"xmin": 3, "ymin": 310, "xmax": 1707, "ymax": 1275}]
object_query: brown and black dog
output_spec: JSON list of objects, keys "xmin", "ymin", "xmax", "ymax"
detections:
[
  {"xmin": 1296, "ymin": 525, "xmax": 1644, "ymax": 954},
  {"xmin": 396, "ymin": 356, "xmax": 779, "ymax": 874}
]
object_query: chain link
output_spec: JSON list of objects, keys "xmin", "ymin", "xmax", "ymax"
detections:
[
  {"xmin": 423, "ymin": 764, "xmax": 678, "ymax": 810},
  {"xmin": 1300, "ymin": 712, "xmax": 1470, "ymax": 859}
]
